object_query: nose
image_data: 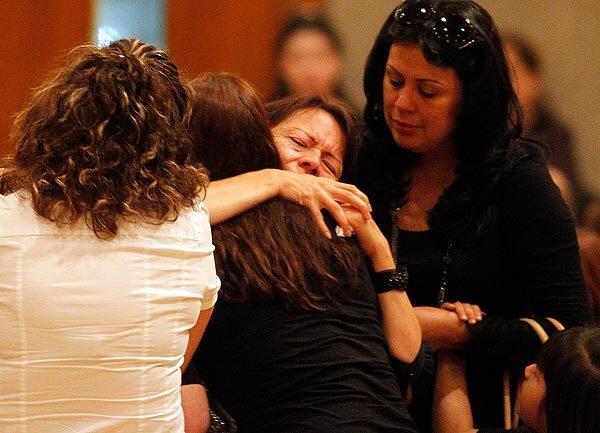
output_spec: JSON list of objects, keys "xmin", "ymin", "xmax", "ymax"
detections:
[
  {"xmin": 297, "ymin": 148, "xmax": 322, "ymax": 175},
  {"xmin": 394, "ymin": 86, "xmax": 417, "ymax": 113}
]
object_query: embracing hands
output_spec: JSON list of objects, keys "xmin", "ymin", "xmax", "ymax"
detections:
[
  {"xmin": 339, "ymin": 204, "xmax": 395, "ymax": 270},
  {"xmin": 277, "ymin": 170, "xmax": 372, "ymax": 239}
]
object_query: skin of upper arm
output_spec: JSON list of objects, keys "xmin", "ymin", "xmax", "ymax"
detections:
[
  {"xmin": 204, "ymin": 169, "xmax": 278, "ymax": 225},
  {"xmin": 433, "ymin": 352, "xmax": 479, "ymax": 433},
  {"xmin": 182, "ymin": 306, "xmax": 214, "ymax": 373}
]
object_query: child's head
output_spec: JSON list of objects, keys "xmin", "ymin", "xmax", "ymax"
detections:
[{"xmin": 517, "ymin": 327, "xmax": 600, "ymax": 433}]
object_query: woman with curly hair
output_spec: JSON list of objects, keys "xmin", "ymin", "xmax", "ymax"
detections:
[{"xmin": 0, "ymin": 39, "xmax": 219, "ymax": 433}]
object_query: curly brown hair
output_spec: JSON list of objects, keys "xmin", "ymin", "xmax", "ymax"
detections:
[{"xmin": 0, "ymin": 39, "xmax": 208, "ymax": 238}]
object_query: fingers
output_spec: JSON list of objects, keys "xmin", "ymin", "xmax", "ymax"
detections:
[
  {"xmin": 463, "ymin": 303, "xmax": 478, "ymax": 325},
  {"xmin": 318, "ymin": 195, "xmax": 352, "ymax": 237},
  {"xmin": 334, "ymin": 189, "xmax": 372, "ymax": 219},
  {"xmin": 322, "ymin": 179, "xmax": 372, "ymax": 218},
  {"xmin": 448, "ymin": 302, "xmax": 483, "ymax": 324},
  {"xmin": 308, "ymin": 205, "xmax": 332, "ymax": 239},
  {"xmin": 441, "ymin": 302, "xmax": 456, "ymax": 312},
  {"xmin": 453, "ymin": 302, "xmax": 468, "ymax": 322},
  {"xmin": 341, "ymin": 183, "xmax": 372, "ymax": 215}
]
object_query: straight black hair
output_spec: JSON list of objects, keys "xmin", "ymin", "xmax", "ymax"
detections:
[
  {"xmin": 359, "ymin": 0, "xmax": 531, "ymax": 240},
  {"xmin": 538, "ymin": 327, "xmax": 600, "ymax": 433}
]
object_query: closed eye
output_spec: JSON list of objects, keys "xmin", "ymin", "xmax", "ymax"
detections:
[
  {"xmin": 419, "ymin": 89, "xmax": 436, "ymax": 98},
  {"xmin": 389, "ymin": 77, "xmax": 403, "ymax": 89},
  {"xmin": 291, "ymin": 137, "xmax": 308, "ymax": 148}
]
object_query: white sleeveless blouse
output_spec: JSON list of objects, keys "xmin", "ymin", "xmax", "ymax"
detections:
[{"xmin": 0, "ymin": 193, "xmax": 220, "ymax": 433}]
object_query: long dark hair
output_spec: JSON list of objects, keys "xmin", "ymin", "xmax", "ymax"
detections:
[
  {"xmin": 538, "ymin": 327, "xmax": 600, "ymax": 433},
  {"xmin": 190, "ymin": 73, "xmax": 359, "ymax": 310},
  {"xmin": 190, "ymin": 73, "xmax": 279, "ymax": 180},
  {"xmin": 0, "ymin": 39, "xmax": 208, "ymax": 239},
  {"xmin": 359, "ymin": 0, "xmax": 530, "ymax": 240}
]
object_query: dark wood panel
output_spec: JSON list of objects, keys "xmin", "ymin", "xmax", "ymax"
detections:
[
  {"xmin": 0, "ymin": 0, "xmax": 91, "ymax": 157},
  {"xmin": 1, "ymin": 0, "xmax": 324, "ymax": 157},
  {"xmin": 167, "ymin": 0, "xmax": 324, "ymax": 97}
]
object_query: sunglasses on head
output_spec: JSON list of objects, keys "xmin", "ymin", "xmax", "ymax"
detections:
[{"xmin": 393, "ymin": 1, "xmax": 477, "ymax": 49}]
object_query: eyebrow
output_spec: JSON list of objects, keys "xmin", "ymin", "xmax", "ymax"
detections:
[
  {"xmin": 386, "ymin": 65, "xmax": 447, "ymax": 86},
  {"xmin": 288, "ymin": 127, "xmax": 343, "ymax": 164}
]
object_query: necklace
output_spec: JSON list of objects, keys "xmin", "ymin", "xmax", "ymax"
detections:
[{"xmin": 391, "ymin": 209, "xmax": 453, "ymax": 307}]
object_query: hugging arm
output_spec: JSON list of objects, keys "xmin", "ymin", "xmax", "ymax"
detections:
[{"xmin": 205, "ymin": 168, "xmax": 371, "ymax": 237}]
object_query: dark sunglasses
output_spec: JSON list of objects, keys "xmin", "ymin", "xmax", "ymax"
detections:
[{"xmin": 393, "ymin": 1, "xmax": 477, "ymax": 49}]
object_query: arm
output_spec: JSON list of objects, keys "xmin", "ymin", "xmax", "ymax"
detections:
[
  {"xmin": 433, "ymin": 352, "xmax": 478, "ymax": 433},
  {"xmin": 205, "ymin": 168, "xmax": 371, "ymax": 238},
  {"xmin": 181, "ymin": 384, "xmax": 211, "ymax": 433},
  {"xmin": 345, "ymin": 207, "xmax": 422, "ymax": 363},
  {"xmin": 469, "ymin": 159, "xmax": 592, "ymax": 368},
  {"xmin": 433, "ymin": 353, "xmax": 517, "ymax": 433},
  {"xmin": 183, "ymin": 307, "xmax": 213, "ymax": 372},
  {"xmin": 414, "ymin": 306, "xmax": 470, "ymax": 352}
]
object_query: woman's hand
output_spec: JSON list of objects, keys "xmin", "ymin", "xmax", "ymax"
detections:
[
  {"xmin": 341, "ymin": 205, "xmax": 393, "ymax": 270},
  {"xmin": 204, "ymin": 169, "xmax": 370, "ymax": 236},
  {"xmin": 277, "ymin": 170, "xmax": 372, "ymax": 238},
  {"xmin": 441, "ymin": 302, "xmax": 483, "ymax": 325}
]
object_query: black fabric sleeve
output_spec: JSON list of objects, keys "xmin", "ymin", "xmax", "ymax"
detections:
[
  {"xmin": 468, "ymin": 158, "xmax": 592, "ymax": 370},
  {"xmin": 182, "ymin": 356, "xmax": 203, "ymax": 386}
]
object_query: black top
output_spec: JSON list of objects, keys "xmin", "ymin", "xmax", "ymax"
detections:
[
  {"xmin": 382, "ymin": 157, "xmax": 591, "ymax": 427},
  {"xmin": 184, "ymin": 258, "xmax": 419, "ymax": 433}
]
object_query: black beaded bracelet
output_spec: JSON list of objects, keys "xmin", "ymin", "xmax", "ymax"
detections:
[{"xmin": 372, "ymin": 266, "xmax": 409, "ymax": 294}]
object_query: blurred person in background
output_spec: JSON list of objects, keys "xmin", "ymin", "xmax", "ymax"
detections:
[
  {"xmin": 503, "ymin": 32, "xmax": 599, "ymax": 230},
  {"xmin": 0, "ymin": 39, "xmax": 219, "ymax": 433},
  {"xmin": 548, "ymin": 165, "xmax": 600, "ymax": 324},
  {"xmin": 272, "ymin": 14, "xmax": 355, "ymax": 110}
]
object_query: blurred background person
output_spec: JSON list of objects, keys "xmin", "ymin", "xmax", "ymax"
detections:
[
  {"xmin": 503, "ymin": 32, "xmax": 599, "ymax": 229},
  {"xmin": 272, "ymin": 14, "xmax": 355, "ymax": 110},
  {"xmin": 548, "ymin": 165, "xmax": 600, "ymax": 324},
  {"xmin": 504, "ymin": 33, "xmax": 577, "ymax": 182}
]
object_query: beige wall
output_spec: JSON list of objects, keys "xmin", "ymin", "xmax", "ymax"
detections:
[{"xmin": 329, "ymin": 0, "xmax": 600, "ymax": 193}]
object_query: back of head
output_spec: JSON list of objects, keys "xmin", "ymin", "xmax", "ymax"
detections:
[
  {"xmin": 1, "ymin": 39, "xmax": 207, "ymax": 239},
  {"xmin": 539, "ymin": 327, "xmax": 600, "ymax": 433},
  {"xmin": 189, "ymin": 73, "xmax": 279, "ymax": 180},
  {"xmin": 189, "ymin": 74, "xmax": 359, "ymax": 310},
  {"xmin": 503, "ymin": 32, "xmax": 542, "ymax": 75}
]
